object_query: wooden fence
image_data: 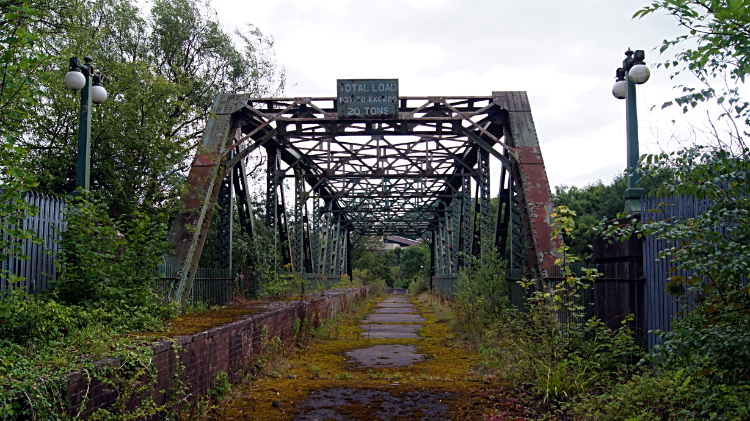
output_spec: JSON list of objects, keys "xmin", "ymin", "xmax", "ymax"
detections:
[{"xmin": 1, "ymin": 192, "xmax": 67, "ymax": 297}]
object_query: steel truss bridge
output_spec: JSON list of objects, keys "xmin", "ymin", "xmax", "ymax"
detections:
[{"xmin": 165, "ymin": 91, "xmax": 562, "ymax": 305}]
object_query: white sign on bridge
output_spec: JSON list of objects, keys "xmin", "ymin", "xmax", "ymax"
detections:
[{"xmin": 337, "ymin": 79, "xmax": 399, "ymax": 118}]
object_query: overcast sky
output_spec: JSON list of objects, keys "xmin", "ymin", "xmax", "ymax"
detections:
[{"xmin": 210, "ymin": 0, "xmax": 707, "ymax": 191}]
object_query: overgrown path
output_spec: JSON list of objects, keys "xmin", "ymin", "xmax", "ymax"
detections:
[{"xmin": 208, "ymin": 293, "xmax": 531, "ymax": 420}]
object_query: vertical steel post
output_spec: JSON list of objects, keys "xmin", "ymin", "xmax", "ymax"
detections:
[
  {"xmin": 331, "ymin": 222, "xmax": 340, "ymax": 276},
  {"xmin": 434, "ymin": 224, "xmax": 442, "ymax": 274},
  {"xmin": 233, "ymin": 149, "xmax": 255, "ymax": 238},
  {"xmin": 338, "ymin": 228, "xmax": 346, "ymax": 276},
  {"xmin": 265, "ymin": 147, "xmax": 278, "ymax": 232},
  {"xmin": 440, "ymin": 219, "xmax": 448, "ymax": 274},
  {"xmin": 451, "ymin": 199, "xmax": 460, "ymax": 273},
  {"xmin": 346, "ymin": 228, "xmax": 353, "ymax": 280},
  {"xmin": 509, "ymin": 184, "xmax": 523, "ymax": 271},
  {"xmin": 322, "ymin": 203, "xmax": 334, "ymax": 275},
  {"xmin": 461, "ymin": 175, "xmax": 472, "ymax": 269},
  {"xmin": 216, "ymin": 168, "xmax": 233, "ymax": 271},
  {"xmin": 478, "ymin": 148, "xmax": 492, "ymax": 262},
  {"xmin": 429, "ymin": 229, "xmax": 436, "ymax": 274},
  {"xmin": 312, "ymin": 197, "xmax": 321, "ymax": 274},
  {"xmin": 293, "ymin": 166, "xmax": 305, "ymax": 273}
]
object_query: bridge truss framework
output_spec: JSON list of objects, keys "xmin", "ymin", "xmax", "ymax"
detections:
[{"xmin": 166, "ymin": 91, "xmax": 562, "ymax": 305}]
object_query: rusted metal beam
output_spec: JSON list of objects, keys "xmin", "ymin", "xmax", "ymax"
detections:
[
  {"xmin": 494, "ymin": 91, "xmax": 562, "ymax": 285},
  {"xmin": 165, "ymin": 93, "xmax": 251, "ymax": 307}
]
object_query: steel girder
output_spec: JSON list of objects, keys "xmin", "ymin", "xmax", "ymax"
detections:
[
  {"xmin": 293, "ymin": 165, "xmax": 304, "ymax": 273},
  {"xmin": 167, "ymin": 92, "xmax": 560, "ymax": 305},
  {"xmin": 216, "ymin": 169, "xmax": 233, "ymax": 271}
]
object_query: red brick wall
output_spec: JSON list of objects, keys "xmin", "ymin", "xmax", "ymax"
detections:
[{"xmin": 65, "ymin": 287, "xmax": 370, "ymax": 419}]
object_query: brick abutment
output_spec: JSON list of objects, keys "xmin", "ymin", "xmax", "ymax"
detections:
[{"xmin": 65, "ymin": 287, "xmax": 370, "ymax": 419}]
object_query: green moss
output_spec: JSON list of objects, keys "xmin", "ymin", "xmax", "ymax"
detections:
[
  {"xmin": 140, "ymin": 306, "xmax": 265, "ymax": 337},
  {"xmin": 204, "ymin": 293, "xmax": 529, "ymax": 420}
]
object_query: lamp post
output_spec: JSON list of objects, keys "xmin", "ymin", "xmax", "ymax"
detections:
[
  {"xmin": 612, "ymin": 48, "xmax": 650, "ymax": 214},
  {"xmin": 64, "ymin": 56, "xmax": 107, "ymax": 192}
]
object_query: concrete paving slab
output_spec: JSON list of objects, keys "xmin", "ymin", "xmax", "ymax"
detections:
[
  {"xmin": 345, "ymin": 344, "xmax": 425, "ymax": 367},
  {"xmin": 358, "ymin": 324, "xmax": 423, "ymax": 338},
  {"xmin": 295, "ymin": 387, "xmax": 452, "ymax": 420},
  {"xmin": 372, "ymin": 307, "xmax": 418, "ymax": 314},
  {"xmin": 363, "ymin": 313, "xmax": 427, "ymax": 323},
  {"xmin": 376, "ymin": 302, "xmax": 414, "ymax": 308}
]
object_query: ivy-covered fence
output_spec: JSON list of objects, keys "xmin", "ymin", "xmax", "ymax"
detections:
[
  {"xmin": 1, "ymin": 192, "xmax": 246, "ymax": 305},
  {"xmin": 0, "ymin": 192, "xmax": 66, "ymax": 296},
  {"xmin": 641, "ymin": 194, "xmax": 748, "ymax": 350}
]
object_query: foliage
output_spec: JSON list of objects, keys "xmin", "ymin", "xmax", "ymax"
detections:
[
  {"xmin": 592, "ymin": 146, "xmax": 750, "ymax": 419},
  {"xmin": 407, "ymin": 276, "xmax": 428, "ymax": 295},
  {"xmin": 208, "ymin": 371, "xmax": 232, "ymax": 402},
  {"xmin": 21, "ymin": 0, "xmax": 285, "ymax": 219},
  {"xmin": 638, "ymin": 147, "xmax": 750, "ymax": 394},
  {"xmin": 0, "ymin": 293, "xmax": 183, "ymax": 420},
  {"xmin": 453, "ymin": 243, "xmax": 511, "ymax": 333},
  {"xmin": 0, "ymin": 0, "xmax": 58, "ymax": 288},
  {"xmin": 350, "ymin": 235, "xmax": 385, "ymax": 262},
  {"xmin": 634, "ymin": 0, "xmax": 750, "ymax": 142},
  {"xmin": 553, "ymin": 173, "xmax": 669, "ymax": 263},
  {"xmin": 53, "ymin": 194, "xmax": 175, "ymax": 326},
  {"xmin": 571, "ymin": 366, "xmax": 750, "ymax": 420},
  {"xmin": 0, "ymin": 191, "xmax": 184, "ymax": 419},
  {"xmin": 256, "ymin": 264, "xmax": 303, "ymax": 300},
  {"xmin": 505, "ymin": 207, "xmax": 641, "ymax": 407},
  {"xmin": 352, "ymin": 247, "xmax": 396, "ymax": 287},
  {"xmin": 451, "ymin": 208, "xmax": 641, "ymax": 413},
  {"xmin": 398, "ymin": 243, "xmax": 430, "ymax": 285},
  {"xmin": 352, "ymin": 268, "xmax": 387, "ymax": 288}
]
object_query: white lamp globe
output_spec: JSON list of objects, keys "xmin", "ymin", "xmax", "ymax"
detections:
[
  {"xmin": 612, "ymin": 80, "xmax": 627, "ymax": 100},
  {"xmin": 629, "ymin": 64, "xmax": 650, "ymax": 85},
  {"xmin": 64, "ymin": 70, "xmax": 86, "ymax": 91},
  {"xmin": 91, "ymin": 85, "xmax": 107, "ymax": 104}
]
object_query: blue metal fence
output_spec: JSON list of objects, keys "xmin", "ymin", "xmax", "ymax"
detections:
[
  {"xmin": 640, "ymin": 194, "xmax": 730, "ymax": 349},
  {"xmin": 1, "ymin": 192, "xmax": 67, "ymax": 297}
]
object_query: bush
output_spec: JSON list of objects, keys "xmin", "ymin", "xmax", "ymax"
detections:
[
  {"xmin": 52, "ymin": 195, "xmax": 174, "ymax": 330},
  {"xmin": 453, "ymin": 243, "xmax": 511, "ymax": 335},
  {"xmin": 407, "ymin": 276, "xmax": 428, "ymax": 295},
  {"xmin": 572, "ymin": 368, "xmax": 750, "ymax": 420}
]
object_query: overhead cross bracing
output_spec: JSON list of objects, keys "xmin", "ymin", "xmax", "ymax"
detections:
[{"xmin": 165, "ymin": 92, "xmax": 562, "ymax": 306}]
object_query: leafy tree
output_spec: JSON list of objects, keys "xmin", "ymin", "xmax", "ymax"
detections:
[
  {"xmin": 635, "ymin": 0, "xmax": 750, "ymax": 145},
  {"xmin": 351, "ymin": 235, "xmax": 385, "ymax": 262},
  {"xmin": 399, "ymin": 244, "xmax": 430, "ymax": 284},
  {"xmin": 0, "ymin": 0, "xmax": 78, "ymax": 286},
  {"xmin": 352, "ymin": 240, "xmax": 396, "ymax": 287},
  {"xmin": 553, "ymin": 176, "xmax": 628, "ymax": 262},
  {"xmin": 20, "ymin": 0, "xmax": 284, "ymax": 218}
]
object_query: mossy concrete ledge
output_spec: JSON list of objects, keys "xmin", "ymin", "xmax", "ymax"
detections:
[{"xmin": 65, "ymin": 287, "xmax": 371, "ymax": 419}]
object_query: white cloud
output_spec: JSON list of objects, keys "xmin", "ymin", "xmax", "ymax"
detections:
[{"xmin": 210, "ymin": 0, "xmax": 716, "ymax": 190}]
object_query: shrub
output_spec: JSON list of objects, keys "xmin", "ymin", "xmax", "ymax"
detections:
[
  {"xmin": 54, "ymin": 195, "xmax": 174, "ymax": 327},
  {"xmin": 407, "ymin": 276, "xmax": 428, "ymax": 295},
  {"xmin": 453, "ymin": 242, "xmax": 510, "ymax": 333}
]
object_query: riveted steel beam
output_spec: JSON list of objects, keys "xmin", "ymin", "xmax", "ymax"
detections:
[
  {"xmin": 166, "ymin": 93, "xmax": 251, "ymax": 307},
  {"xmin": 494, "ymin": 91, "xmax": 561, "ymax": 285}
]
